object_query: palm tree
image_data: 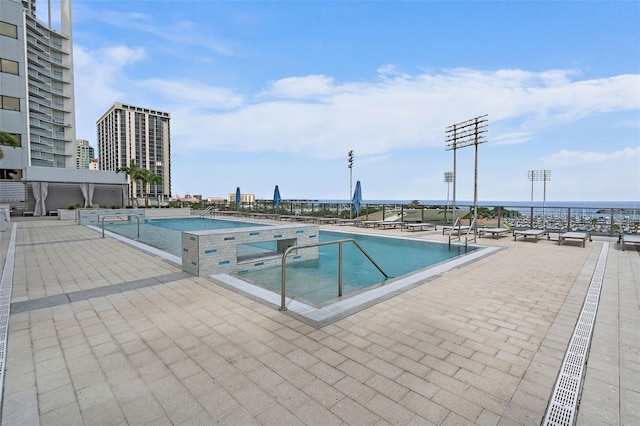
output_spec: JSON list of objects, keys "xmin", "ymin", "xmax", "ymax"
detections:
[
  {"xmin": 0, "ymin": 131, "xmax": 19, "ymax": 160},
  {"xmin": 116, "ymin": 159, "xmax": 142, "ymax": 207},
  {"xmin": 138, "ymin": 169, "xmax": 163, "ymax": 208},
  {"xmin": 148, "ymin": 173, "xmax": 163, "ymax": 206}
]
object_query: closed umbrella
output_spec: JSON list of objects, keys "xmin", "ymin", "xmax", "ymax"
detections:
[
  {"xmin": 273, "ymin": 185, "xmax": 281, "ymax": 209},
  {"xmin": 352, "ymin": 180, "xmax": 363, "ymax": 215},
  {"xmin": 235, "ymin": 187, "xmax": 241, "ymax": 210}
]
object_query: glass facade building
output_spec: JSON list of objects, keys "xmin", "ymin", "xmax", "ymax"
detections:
[{"xmin": 97, "ymin": 103, "xmax": 171, "ymax": 200}]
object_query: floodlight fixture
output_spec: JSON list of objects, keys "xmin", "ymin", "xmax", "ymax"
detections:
[
  {"xmin": 444, "ymin": 171, "xmax": 454, "ymax": 222},
  {"xmin": 528, "ymin": 169, "xmax": 551, "ymax": 227},
  {"xmin": 444, "ymin": 115, "xmax": 489, "ymax": 222}
]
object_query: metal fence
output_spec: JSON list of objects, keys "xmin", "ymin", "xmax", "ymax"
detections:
[{"xmin": 199, "ymin": 201, "xmax": 640, "ymax": 237}]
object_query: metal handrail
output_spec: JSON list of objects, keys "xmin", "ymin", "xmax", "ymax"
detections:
[
  {"xmin": 447, "ymin": 217, "xmax": 462, "ymax": 246},
  {"xmin": 280, "ymin": 238, "xmax": 389, "ymax": 311},
  {"xmin": 464, "ymin": 216, "xmax": 477, "ymax": 247},
  {"xmin": 200, "ymin": 206, "xmax": 215, "ymax": 217},
  {"xmin": 447, "ymin": 216, "xmax": 477, "ymax": 247},
  {"xmin": 100, "ymin": 214, "xmax": 140, "ymax": 238}
]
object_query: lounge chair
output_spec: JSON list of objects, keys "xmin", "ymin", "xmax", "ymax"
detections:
[
  {"xmin": 621, "ymin": 234, "xmax": 640, "ymax": 251},
  {"xmin": 373, "ymin": 221, "xmax": 400, "ymax": 230},
  {"xmin": 335, "ymin": 218, "xmax": 361, "ymax": 226},
  {"xmin": 441, "ymin": 224, "xmax": 471, "ymax": 235},
  {"xmin": 357, "ymin": 220, "xmax": 396, "ymax": 229},
  {"xmin": 402, "ymin": 222, "xmax": 437, "ymax": 232},
  {"xmin": 513, "ymin": 229, "xmax": 548, "ymax": 242},
  {"xmin": 315, "ymin": 217, "xmax": 338, "ymax": 225},
  {"xmin": 558, "ymin": 231, "xmax": 591, "ymax": 247},
  {"xmin": 479, "ymin": 227, "xmax": 512, "ymax": 239},
  {"xmin": 358, "ymin": 220, "xmax": 384, "ymax": 228}
]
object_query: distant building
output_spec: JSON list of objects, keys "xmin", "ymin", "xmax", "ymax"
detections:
[
  {"xmin": 227, "ymin": 192, "xmax": 255, "ymax": 204},
  {"xmin": 89, "ymin": 158, "xmax": 99, "ymax": 170},
  {"xmin": 76, "ymin": 139, "xmax": 95, "ymax": 169},
  {"xmin": 96, "ymin": 102, "xmax": 171, "ymax": 201},
  {"xmin": 171, "ymin": 193, "xmax": 200, "ymax": 204}
]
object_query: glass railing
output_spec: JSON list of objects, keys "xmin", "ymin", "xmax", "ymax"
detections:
[{"xmin": 200, "ymin": 201, "xmax": 639, "ymax": 236}]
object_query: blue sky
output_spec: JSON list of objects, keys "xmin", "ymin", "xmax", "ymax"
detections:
[{"xmin": 43, "ymin": 0, "xmax": 639, "ymax": 202}]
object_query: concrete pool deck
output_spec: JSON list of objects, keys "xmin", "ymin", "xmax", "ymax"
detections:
[{"xmin": 0, "ymin": 217, "xmax": 638, "ymax": 425}]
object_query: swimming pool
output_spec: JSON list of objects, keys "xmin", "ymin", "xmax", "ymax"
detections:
[
  {"xmin": 102, "ymin": 217, "xmax": 479, "ymax": 303},
  {"xmin": 238, "ymin": 231, "xmax": 475, "ymax": 305},
  {"xmin": 103, "ymin": 217, "xmax": 266, "ymax": 256}
]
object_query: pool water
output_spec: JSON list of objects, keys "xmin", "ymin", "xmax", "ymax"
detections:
[
  {"xmin": 103, "ymin": 217, "xmax": 265, "ymax": 256},
  {"xmin": 102, "ymin": 218, "xmax": 476, "ymax": 305},
  {"xmin": 239, "ymin": 231, "xmax": 474, "ymax": 305}
]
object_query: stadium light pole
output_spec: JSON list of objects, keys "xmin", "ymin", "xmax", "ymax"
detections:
[
  {"xmin": 445, "ymin": 115, "xmax": 488, "ymax": 223},
  {"xmin": 444, "ymin": 171, "xmax": 453, "ymax": 223},
  {"xmin": 528, "ymin": 170, "xmax": 551, "ymax": 228},
  {"xmin": 348, "ymin": 150, "xmax": 354, "ymax": 219},
  {"xmin": 542, "ymin": 170, "xmax": 551, "ymax": 228}
]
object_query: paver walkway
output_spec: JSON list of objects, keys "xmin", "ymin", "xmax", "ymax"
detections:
[{"xmin": 0, "ymin": 219, "xmax": 637, "ymax": 425}]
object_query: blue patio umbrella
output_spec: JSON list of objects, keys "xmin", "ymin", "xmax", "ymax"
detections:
[
  {"xmin": 235, "ymin": 187, "xmax": 241, "ymax": 210},
  {"xmin": 273, "ymin": 185, "xmax": 281, "ymax": 209},
  {"xmin": 352, "ymin": 180, "xmax": 363, "ymax": 215}
]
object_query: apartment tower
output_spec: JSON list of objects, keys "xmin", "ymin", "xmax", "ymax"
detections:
[
  {"xmin": 75, "ymin": 139, "xmax": 94, "ymax": 169},
  {"xmin": 97, "ymin": 102, "xmax": 171, "ymax": 201},
  {"xmin": 0, "ymin": 0, "xmax": 76, "ymax": 173},
  {"xmin": 1, "ymin": 0, "xmax": 127, "ymax": 213}
]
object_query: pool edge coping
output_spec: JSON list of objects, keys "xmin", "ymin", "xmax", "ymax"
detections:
[{"xmin": 209, "ymin": 243, "xmax": 503, "ymax": 327}]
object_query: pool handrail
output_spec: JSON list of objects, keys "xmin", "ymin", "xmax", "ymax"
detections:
[
  {"xmin": 100, "ymin": 214, "xmax": 140, "ymax": 238},
  {"xmin": 447, "ymin": 216, "xmax": 477, "ymax": 247},
  {"xmin": 280, "ymin": 238, "xmax": 389, "ymax": 311},
  {"xmin": 199, "ymin": 206, "xmax": 215, "ymax": 217}
]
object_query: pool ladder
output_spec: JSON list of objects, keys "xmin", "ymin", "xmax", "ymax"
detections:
[
  {"xmin": 100, "ymin": 214, "xmax": 140, "ymax": 238},
  {"xmin": 279, "ymin": 239, "xmax": 389, "ymax": 311},
  {"xmin": 200, "ymin": 206, "xmax": 215, "ymax": 217},
  {"xmin": 447, "ymin": 216, "xmax": 477, "ymax": 247}
]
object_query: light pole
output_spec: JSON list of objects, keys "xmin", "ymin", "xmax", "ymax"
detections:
[
  {"xmin": 528, "ymin": 170, "xmax": 551, "ymax": 228},
  {"xmin": 444, "ymin": 172, "xmax": 453, "ymax": 223},
  {"xmin": 445, "ymin": 115, "xmax": 488, "ymax": 223},
  {"xmin": 542, "ymin": 170, "xmax": 551, "ymax": 228},
  {"xmin": 348, "ymin": 150, "xmax": 354, "ymax": 219}
]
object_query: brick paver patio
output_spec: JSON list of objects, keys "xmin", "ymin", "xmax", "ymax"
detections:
[{"xmin": 0, "ymin": 218, "xmax": 637, "ymax": 425}]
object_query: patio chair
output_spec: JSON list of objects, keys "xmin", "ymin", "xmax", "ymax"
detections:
[
  {"xmin": 558, "ymin": 231, "xmax": 591, "ymax": 247},
  {"xmin": 513, "ymin": 229, "xmax": 548, "ymax": 242},
  {"xmin": 621, "ymin": 233, "xmax": 640, "ymax": 251},
  {"xmin": 479, "ymin": 226, "xmax": 512, "ymax": 239}
]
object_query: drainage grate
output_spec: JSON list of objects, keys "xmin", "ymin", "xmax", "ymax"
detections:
[{"xmin": 543, "ymin": 242, "xmax": 608, "ymax": 426}]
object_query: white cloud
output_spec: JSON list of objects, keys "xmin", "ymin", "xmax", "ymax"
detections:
[
  {"xmin": 263, "ymin": 75, "xmax": 336, "ymax": 98},
  {"xmin": 72, "ymin": 57, "xmax": 640, "ymax": 200},
  {"xmin": 73, "ymin": 48, "xmax": 639, "ymax": 156},
  {"xmin": 73, "ymin": 44, "xmax": 146, "ymax": 140},
  {"xmin": 140, "ymin": 80, "xmax": 244, "ymax": 110},
  {"xmin": 545, "ymin": 147, "xmax": 640, "ymax": 165},
  {"xmin": 491, "ymin": 132, "xmax": 533, "ymax": 146},
  {"xmin": 158, "ymin": 68, "xmax": 639, "ymax": 159}
]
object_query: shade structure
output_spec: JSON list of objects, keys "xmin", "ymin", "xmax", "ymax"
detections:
[
  {"xmin": 273, "ymin": 185, "xmax": 281, "ymax": 209},
  {"xmin": 235, "ymin": 187, "xmax": 241, "ymax": 209},
  {"xmin": 352, "ymin": 180, "xmax": 363, "ymax": 215}
]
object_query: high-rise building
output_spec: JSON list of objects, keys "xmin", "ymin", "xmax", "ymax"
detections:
[
  {"xmin": 0, "ymin": 0, "xmax": 76, "ymax": 170},
  {"xmin": 76, "ymin": 139, "xmax": 94, "ymax": 169},
  {"xmin": 97, "ymin": 102, "xmax": 171, "ymax": 201},
  {"xmin": 0, "ymin": 0, "xmax": 126, "ymax": 214}
]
